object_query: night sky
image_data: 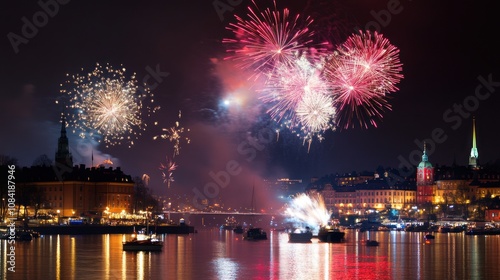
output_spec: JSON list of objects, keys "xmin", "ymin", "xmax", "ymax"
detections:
[{"xmin": 1, "ymin": 0, "xmax": 499, "ymax": 205}]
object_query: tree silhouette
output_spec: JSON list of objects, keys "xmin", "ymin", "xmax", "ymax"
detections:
[{"xmin": 32, "ymin": 154, "xmax": 53, "ymax": 167}]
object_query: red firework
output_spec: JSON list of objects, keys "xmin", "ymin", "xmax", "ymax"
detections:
[
  {"xmin": 223, "ymin": 0, "xmax": 316, "ymax": 74},
  {"xmin": 325, "ymin": 30, "xmax": 403, "ymax": 129}
]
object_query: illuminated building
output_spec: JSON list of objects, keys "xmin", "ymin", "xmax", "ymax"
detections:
[
  {"xmin": 416, "ymin": 143, "xmax": 435, "ymax": 204},
  {"xmin": 16, "ymin": 115, "xmax": 135, "ymax": 218},
  {"xmin": 322, "ymin": 179, "xmax": 416, "ymax": 213},
  {"xmin": 18, "ymin": 165, "xmax": 134, "ymax": 217},
  {"xmin": 264, "ymin": 178, "xmax": 304, "ymax": 199}
]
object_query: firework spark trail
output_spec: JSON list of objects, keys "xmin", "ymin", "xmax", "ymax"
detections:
[
  {"xmin": 325, "ymin": 30, "xmax": 403, "ymax": 129},
  {"xmin": 285, "ymin": 193, "xmax": 331, "ymax": 233},
  {"xmin": 61, "ymin": 63, "xmax": 156, "ymax": 148},
  {"xmin": 154, "ymin": 110, "xmax": 190, "ymax": 187},
  {"xmin": 159, "ymin": 156, "xmax": 178, "ymax": 188},
  {"xmin": 153, "ymin": 110, "xmax": 191, "ymax": 158},
  {"xmin": 223, "ymin": 0, "xmax": 316, "ymax": 76}
]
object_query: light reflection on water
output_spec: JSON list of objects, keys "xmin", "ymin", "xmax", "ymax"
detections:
[{"xmin": 1, "ymin": 230, "xmax": 500, "ymax": 279}]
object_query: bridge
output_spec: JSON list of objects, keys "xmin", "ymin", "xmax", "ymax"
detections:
[{"xmin": 162, "ymin": 211, "xmax": 284, "ymax": 216}]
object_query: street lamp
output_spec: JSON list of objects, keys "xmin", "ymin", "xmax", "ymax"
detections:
[{"xmin": 57, "ymin": 209, "xmax": 60, "ymax": 225}]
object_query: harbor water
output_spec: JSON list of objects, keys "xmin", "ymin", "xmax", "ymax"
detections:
[{"xmin": 2, "ymin": 229, "xmax": 499, "ymax": 279}]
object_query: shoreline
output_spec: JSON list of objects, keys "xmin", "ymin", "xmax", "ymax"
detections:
[{"xmin": 3, "ymin": 224, "xmax": 195, "ymax": 235}]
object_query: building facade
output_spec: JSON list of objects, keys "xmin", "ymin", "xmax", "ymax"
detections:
[
  {"xmin": 16, "ymin": 116, "xmax": 135, "ymax": 218},
  {"xmin": 416, "ymin": 143, "xmax": 435, "ymax": 204}
]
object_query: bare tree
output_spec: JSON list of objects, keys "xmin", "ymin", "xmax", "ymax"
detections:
[
  {"xmin": 32, "ymin": 154, "xmax": 53, "ymax": 167},
  {"xmin": 0, "ymin": 155, "xmax": 18, "ymax": 166}
]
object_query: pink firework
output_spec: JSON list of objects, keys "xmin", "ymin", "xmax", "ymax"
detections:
[
  {"xmin": 159, "ymin": 156, "xmax": 178, "ymax": 188},
  {"xmin": 223, "ymin": 0, "xmax": 316, "ymax": 74},
  {"xmin": 325, "ymin": 30, "xmax": 403, "ymax": 129},
  {"xmin": 262, "ymin": 55, "xmax": 331, "ymax": 129}
]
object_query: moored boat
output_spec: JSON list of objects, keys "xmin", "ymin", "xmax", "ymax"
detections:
[
  {"xmin": 465, "ymin": 227, "xmax": 500, "ymax": 235},
  {"xmin": 123, "ymin": 234, "xmax": 163, "ymax": 251},
  {"xmin": 317, "ymin": 226, "xmax": 345, "ymax": 243},
  {"xmin": 424, "ymin": 233, "xmax": 435, "ymax": 240},
  {"xmin": 365, "ymin": 240, "xmax": 379, "ymax": 246},
  {"xmin": 288, "ymin": 228, "xmax": 313, "ymax": 243},
  {"xmin": 233, "ymin": 225, "xmax": 244, "ymax": 234},
  {"xmin": 243, "ymin": 228, "xmax": 267, "ymax": 240}
]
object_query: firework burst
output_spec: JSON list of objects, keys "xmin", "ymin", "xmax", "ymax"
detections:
[
  {"xmin": 153, "ymin": 110, "xmax": 191, "ymax": 158},
  {"xmin": 325, "ymin": 30, "xmax": 403, "ymax": 129},
  {"xmin": 261, "ymin": 55, "xmax": 335, "ymax": 149},
  {"xmin": 285, "ymin": 193, "xmax": 331, "ymax": 233},
  {"xmin": 61, "ymin": 63, "xmax": 157, "ymax": 147},
  {"xmin": 296, "ymin": 91, "xmax": 336, "ymax": 151},
  {"xmin": 159, "ymin": 156, "xmax": 177, "ymax": 188},
  {"xmin": 262, "ymin": 55, "xmax": 328, "ymax": 125},
  {"xmin": 154, "ymin": 110, "xmax": 190, "ymax": 188},
  {"xmin": 223, "ymin": 0, "xmax": 316, "ymax": 75},
  {"xmin": 296, "ymin": 91, "xmax": 335, "ymax": 133}
]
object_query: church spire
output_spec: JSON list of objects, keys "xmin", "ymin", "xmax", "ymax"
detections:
[
  {"xmin": 469, "ymin": 117, "xmax": 478, "ymax": 169},
  {"xmin": 55, "ymin": 113, "xmax": 73, "ymax": 167},
  {"xmin": 422, "ymin": 141, "xmax": 428, "ymax": 162}
]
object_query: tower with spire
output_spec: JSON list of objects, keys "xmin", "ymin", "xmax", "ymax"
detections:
[
  {"xmin": 416, "ymin": 142, "xmax": 435, "ymax": 204},
  {"xmin": 469, "ymin": 117, "xmax": 479, "ymax": 169},
  {"xmin": 55, "ymin": 114, "xmax": 73, "ymax": 167}
]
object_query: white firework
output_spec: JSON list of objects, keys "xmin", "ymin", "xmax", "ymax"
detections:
[{"xmin": 296, "ymin": 91, "xmax": 335, "ymax": 133}]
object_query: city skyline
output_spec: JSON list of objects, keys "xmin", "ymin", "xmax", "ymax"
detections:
[{"xmin": 2, "ymin": 0, "xmax": 500, "ymax": 199}]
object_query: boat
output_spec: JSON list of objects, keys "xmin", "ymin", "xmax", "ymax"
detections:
[
  {"xmin": 123, "ymin": 235, "xmax": 164, "ymax": 251},
  {"xmin": 220, "ymin": 216, "xmax": 238, "ymax": 230},
  {"xmin": 241, "ymin": 183, "xmax": 267, "ymax": 241},
  {"xmin": 288, "ymin": 228, "xmax": 313, "ymax": 243},
  {"xmin": 317, "ymin": 225, "xmax": 345, "ymax": 243},
  {"xmin": 28, "ymin": 229, "xmax": 41, "ymax": 238},
  {"xmin": 438, "ymin": 226, "xmax": 451, "ymax": 233},
  {"xmin": 220, "ymin": 224, "xmax": 234, "ymax": 230},
  {"xmin": 233, "ymin": 225, "xmax": 244, "ymax": 234},
  {"xmin": 243, "ymin": 228, "xmax": 267, "ymax": 240},
  {"xmin": 424, "ymin": 233, "xmax": 435, "ymax": 240},
  {"xmin": 465, "ymin": 227, "xmax": 500, "ymax": 235},
  {"xmin": 365, "ymin": 240, "xmax": 379, "ymax": 246},
  {"xmin": 18, "ymin": 230, "xmax": 34, "ymax": 241},
  {"xmin": 123, "ymin": 213, "xmax": 164, "ymax": 251},
  {"xmin": 0, "ymin": 229, "xmax": 34, "ymax": 241}
]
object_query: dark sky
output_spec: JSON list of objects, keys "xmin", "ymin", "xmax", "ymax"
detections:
[{"xmin": 1, "ymin": 0, "xmax": 499, "ymax": 204}]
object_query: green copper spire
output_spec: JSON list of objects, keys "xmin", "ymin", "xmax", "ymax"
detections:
[
  {"xmin": 418, "ymin": 141, "xmax": 432, "ymax": 168},
  {"xmin": 422, "ymin": 142, "xmax": 428, "ymax": 162}
]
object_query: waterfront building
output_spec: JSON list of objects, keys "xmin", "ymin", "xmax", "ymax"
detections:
[
  {"xmin": 18, "ymin": 165, "xmax": 134, "ymax": 218},
  {"xmin": 323, "ymin": 178, "xmax": 417, "ymax": 214},
  {"xmin": 335, "ymin": 172, "xmax": 373, "ymax": 186},
  {"xmin": 474, "ymin": 181, "xmax": 500, "ymax": 200},
  {"xmin": 485, "ymin": 209, "xmax": 500, "ymax": 222},
  {"xmin": 263, "ymin": 178, "xmax": 304, "ymax": 199},
  {"xmin": 416, "ymin": 143, "xmax": 435, "ymax": 204},
  {"xmin": 354, "ymin": 179, "xmax": 416, "ymax": 210},
  {"xmin": 15, "ymin": 116, "xmax": 135, "ymax": 218},
  {"xmin": 321, "ymin": 184, "xmax": 335, "ymax": 210}
]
